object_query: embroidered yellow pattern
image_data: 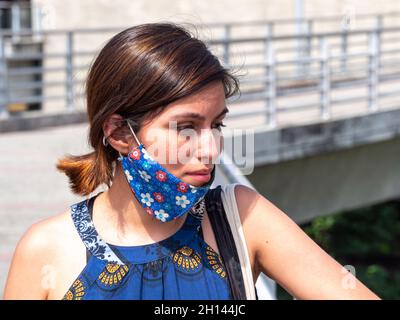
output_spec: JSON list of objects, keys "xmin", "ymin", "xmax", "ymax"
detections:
[
  {"xmin": 98, "ymin": 263, "xmax": 129, "ymax": 286},
  {"xmin": 205, "ymin": 246, "xmax": 226, "ymax": 278},
  {"xmin": 172, "ymin": 246, "xmax": 202, "ymax": 271},
  {"xmin": 63, "ymin": 279, "xmax": 85, "ymax": 300}
]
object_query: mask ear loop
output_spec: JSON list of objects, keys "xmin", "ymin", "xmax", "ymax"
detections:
[
  {"xmin": 118, "ymin": 119, "xmax": 142, "ymax": 161},
  {"xmin": 126, "ymin": 120, "xmax": 141, "ymax": 146}
]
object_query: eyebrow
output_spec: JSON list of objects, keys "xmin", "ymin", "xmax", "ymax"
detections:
[{"xmin": 169, "ymin": 107, "xmax": 229, "ymax": 121}]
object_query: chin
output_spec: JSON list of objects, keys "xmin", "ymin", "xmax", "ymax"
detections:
[{"xmin": 183, "ymin": 176, "xmax": 211, "ymax": 187}]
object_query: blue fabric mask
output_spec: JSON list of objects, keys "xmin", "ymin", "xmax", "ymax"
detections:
[{"xmin": 117, "ymin": 121, "xmax": 215, "ymax": 223}]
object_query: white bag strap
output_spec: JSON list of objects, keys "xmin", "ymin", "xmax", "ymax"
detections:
[{"xmin": 220, "ymin": 183, "xmax": 257, "ymax": 300}]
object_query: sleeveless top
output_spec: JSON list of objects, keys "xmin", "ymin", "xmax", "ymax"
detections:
[{"xmin": 62, "ymin": 191, "xmax": 233, "ymax": 300}]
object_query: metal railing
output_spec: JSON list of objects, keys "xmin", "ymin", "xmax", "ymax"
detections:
[
  {"xmin": 1, "ymin": 12, "xmax": 400, "ymax": 128},
  {"xmin": 0, "ymin": 1, "xmax": 41, "ymax": 39}
]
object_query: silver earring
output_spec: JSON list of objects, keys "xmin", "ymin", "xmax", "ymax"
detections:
[
  {"xmin": 117, "ymin": 151, "xmax": 123, "ymax": 161},
  {"xmin": 102, "ymin": 135, "xmax": 109, "ymax": 147}
]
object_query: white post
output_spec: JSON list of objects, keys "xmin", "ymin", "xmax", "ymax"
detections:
[
  {"xmin": 304, "ymin": 20, "xmax": 313, "ymax": 76},
  {"xmin": 295, "ymin": 0, "xmax": 306, "ymax": 76},
  {"xmin": 265, "ymin": 42, "xmax": 276, "ymax": 128},
  {"xmin": 65, "ymin": 31, "xmax": 74, "ymax": 111},
  {"xmin": 0, "ymin": 36, "xmax": 9, "ymax": 119},
  {"xmin": 340, "ymin": 29, "xmax": 348, "ymax": 73},
  {"xmin": 11, "ymin": 2, "xmax": 21, "ymax": 42},
  {"xmin": 368, "ymin": 31, "xmax": 379, "ymax": 113},
  {"xmin": 319, "ymin": 37, "xmax": 331, "ymax": 120},
  {"xmin": 31, "ymin": 3, "xmax": 43, "ymax": 42},
  {"xmin": 222, "ymin": 24, "xmax": 231, "ymax": 68}
]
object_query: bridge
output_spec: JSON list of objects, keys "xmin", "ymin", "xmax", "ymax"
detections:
[{"xmin": 1, "ymin": 12, "xmax": 400, "ymax": 299}]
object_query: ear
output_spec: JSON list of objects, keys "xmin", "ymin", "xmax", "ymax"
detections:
[{"xmin": 102, "ymin": 114, "xmax": 133, "ymax": 155}]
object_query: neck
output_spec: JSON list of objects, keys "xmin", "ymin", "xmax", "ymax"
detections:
[{"xmin": 92, "ymin": 162, "xmax": 187, "ymax": 246}]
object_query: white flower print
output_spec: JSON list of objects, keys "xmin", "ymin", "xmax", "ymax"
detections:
[
  {"xmin": 190, "ymin": 186, "xmax": 198, "ymax": 193},
  {"xmin": 140, "ymin": 193, "xmax": 154, "ymax": 207},
  {"xmin": 154, "ymin": 209, "xmax": 170, "ymax": 222},
  {"xmin": 124, "ymin": 170, "xmax": 133, "ymax": 181},
  {"xmin": 176, "ymin": 195, "xmax": 190, "ymax": 208},
  {"xmin": 138, "ymin": 170, "xmax": 151, "ymax": 182},
  {"xmin": 142, "ymin": 148, "xmax": 151, "ymax": 160},
  {"xmin": 142, "ymin": 148, "xmax": 155, "ymax": 163}
]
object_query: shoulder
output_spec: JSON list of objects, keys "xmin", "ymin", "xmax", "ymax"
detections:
[
  {"xmin": 231, "ymin": 184, "xmax": 294, "ymax": 272},
  {"xmin": 232, "ymin": 183, "xmax": 277, "ymax": 226},
  {"xmin": 18, "ymin": 210, "xmax": 74, "ymax": 258},
  {"xmin": 13, "ymin": 210, "xmax": 73, "ymax": 263},
  {"xmin": 233, "ymin": 183, "xmax": 291, "ymax": 232},
  {"xmin": 232, "ymin": 183, "xmax": 301, "ymax": 254},
  {"xmin": 3, "ymin": 209, "xmax": 81, "ymax": 299}
]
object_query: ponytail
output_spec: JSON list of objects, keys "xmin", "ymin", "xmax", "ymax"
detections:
[{"xmin": 56, "ymin": 147, "xmax": 114, "ymax": 196}]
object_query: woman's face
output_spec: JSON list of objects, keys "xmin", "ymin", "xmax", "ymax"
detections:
[{"xmin": 125, "ymin": 81, "xmax": 227, "ymax": 187}]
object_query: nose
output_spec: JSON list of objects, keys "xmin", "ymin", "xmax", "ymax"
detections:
[{"xmin": 195, "ymin": 128, "xmax": 223, "ymax": 165}]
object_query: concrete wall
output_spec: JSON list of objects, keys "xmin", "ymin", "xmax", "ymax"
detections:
[
  {"xmin": 249, "ymin": 136, "xmax": 400, "ymax": 224},
  {"xmin": 34, "ymin": 0, "xmax": 294, "ymax": 29},
  {"xmin": 32, "ymin": 0, "xmax": 400, "ymax": 30}
]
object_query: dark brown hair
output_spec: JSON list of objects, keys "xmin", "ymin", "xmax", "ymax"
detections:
[{"xmin": 56, "ymin": 22, "xmax": 241, "ymax": 196}]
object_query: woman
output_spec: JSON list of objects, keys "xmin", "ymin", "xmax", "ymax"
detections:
[{"xmin": 3, "ymin": 22, "xmax": 379, "ymax": 300}]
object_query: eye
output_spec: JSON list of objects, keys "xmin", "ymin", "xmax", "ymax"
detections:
[
  {"xmin": 176, "ymin": 122, "xmax": 226, "ymax": 131},
  {"xmin": 213, "ymin": 122, "xmax": 226, "ymax": 131},
  {"xmin": 176, "ymin": 123, "xmax": 195, "ymax": 131}
]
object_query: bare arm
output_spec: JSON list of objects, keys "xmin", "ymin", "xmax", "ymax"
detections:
[
  {"xmin": 3, "ymin": 223, "xmax": 50, "ymax": 299},
  {"xmin": 235, "ymin": 184, "xmax": 380, "ymax": 300}
]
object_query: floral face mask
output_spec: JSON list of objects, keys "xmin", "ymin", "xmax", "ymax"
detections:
[{"xmin": 118, "ymin": 120, "xmax": 215, "ymax": 222}]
